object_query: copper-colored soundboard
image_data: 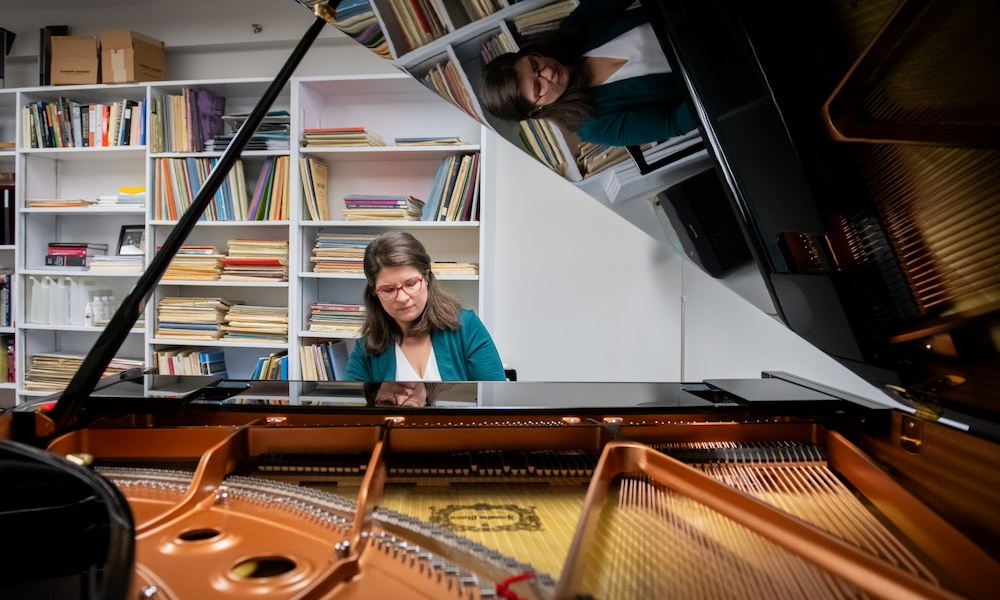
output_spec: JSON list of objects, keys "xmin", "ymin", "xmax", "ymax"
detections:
[{"xmin": 41, "ymin": 409, "xmax": 1000, "ymax": 600}]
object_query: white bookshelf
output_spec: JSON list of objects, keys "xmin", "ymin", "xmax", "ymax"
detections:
[{"xmin": 2, "ymin": 73, "xmax": 491, "ymax": 404}]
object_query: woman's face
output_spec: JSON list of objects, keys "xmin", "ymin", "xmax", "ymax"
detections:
[
  {"xmin": 373, "ymin": 265, "xmax": 427, "ymax": 329},
  {"xmin": 515, "ymin": 53, "xmax": 569, "ymax": 110}
]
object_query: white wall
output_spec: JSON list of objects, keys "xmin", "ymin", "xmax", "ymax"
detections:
[{"xmin": 3, "ymin": 0, "xmax": 892, "ymax": 403}]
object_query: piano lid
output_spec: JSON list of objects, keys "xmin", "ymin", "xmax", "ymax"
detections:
[
  {"xmin": 15, "ymin": 0, "xmax": 998, "ymax": 442},
  {"xmin": 292, "ymin": 0, "xmax": 1000, "ymax": 424}
]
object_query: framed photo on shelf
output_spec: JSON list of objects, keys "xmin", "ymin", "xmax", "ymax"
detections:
[{"xmin": 117, "ymin": 225, "xmax": 145, "ymax": 255}]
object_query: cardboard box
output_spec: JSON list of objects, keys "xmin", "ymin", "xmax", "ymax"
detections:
[
  {"xmin": 100, "ymin": 30, "xmax": 165, "ymax": 83},
  {"xmin": 50, "ymin": 36, "xmax": 99, "ymax": 85}
]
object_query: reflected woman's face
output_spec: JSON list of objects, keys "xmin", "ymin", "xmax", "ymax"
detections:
[
  {"xmin": 515, "ymin": 53, "xmax": 569, "ymax": 111},
  {"xmin": 374, "ymin": 382, "xmax": 428, "ymax": 407}
]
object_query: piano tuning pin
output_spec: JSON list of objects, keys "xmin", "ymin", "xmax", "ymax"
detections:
[
  {"xmin": 214, "ymin": 489, "xmax": 230, "ymax": 505},
  {"xmin": 66, "ymin": 452, "xmax": 94, "ymax": 466},
  {"xmin": 140, "ymin": 585, "xmax": 159, "ymax": 598}
]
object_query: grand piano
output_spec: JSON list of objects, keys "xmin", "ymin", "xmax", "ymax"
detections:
[{"xmin": 1, "ymin": 0, "xmax": 998, "ymax": 598}]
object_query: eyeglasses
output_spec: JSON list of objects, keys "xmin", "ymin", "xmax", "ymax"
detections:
[
  {"xmin": 527, "ymin": 53, "xmax": 548, "ymax": 109},
  {"xmin": 374, "ymin": 276, "xmax": 424, "ymax": 301}
]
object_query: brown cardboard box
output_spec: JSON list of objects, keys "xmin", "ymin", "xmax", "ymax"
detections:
[
  {"xmin": 51, "ymin": 36, "xmax": 100, "ymax": 85},
  {"xmin": 100, "ymin": 30, "xmax": 165, "ymax": 83}
]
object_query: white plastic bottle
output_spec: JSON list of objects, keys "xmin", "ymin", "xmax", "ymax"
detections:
[
  {"xmin": 91, "ymin": 296, "xmax": 105, "ymax": 324},
  {"xmin": 84, "ymin": 302, "xmax": 94, "ymax": 327}
]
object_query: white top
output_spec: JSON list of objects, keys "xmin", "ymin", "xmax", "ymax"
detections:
[
  {"xmin": 395, "ymin": 343, "xmax": 442, "ymax": 381},
  {"xmin": 583, "ymin": 23, "xmax": 671, "ymax": 85}
]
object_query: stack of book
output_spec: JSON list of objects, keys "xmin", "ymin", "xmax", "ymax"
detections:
[
  {"xmin": 220, "ymin": 239, "xmax": 289, "ymax": 282},
  {"xmin": 88, "ymin": 255, "xmax": 144, "ymax": 273},
  {"xmin": 45, "ymin": 242, "xmax": 108, "ymax": 267},
  {"xmin": 222, "ymin": 305, "xmax": 289, "ymax": 342},
  {"xmin": 308, "ymin": 302, "xmax": 366, "ymax": 336},
  {"xmin": 29, "ymin": 198, "xmax": 97, "ymax": 209},
  {"xmin": 155, "ymin": 297, "xmax": 236, "ymax": 340},
  {"xmin": 342, "ymin": 194, "xmax": 424, "ymax": 221},
  {"xmin": 431, "ymin": 261, "xmax": 480, "ymax": 276},
  {"xmin": 310, "ymin": 233, "xmax": 375, "ymax": 274},
  {"xmin": 209, "ymin": 111, "xmax": 291, "ymax": 152},
  {"xmin": 511, "ymin": 0, "xmax": 576, "ymax": 40},
  {"xmin": 301, "ymin": 127, "xmax": 385, "ymax": 147},
  {"xmin": 576, "ymin": 142, "xmax": 629, "ymax": 178},
  {"xmin": 154, "ymin": 347, "xmax": 228, "ymax": 377},
  {"xmin": 163, "ymin": 246, "xmax": 225, "ymax": 281},
  {"xmin": 23, "ymin": 351, "xmax": 143, "ymax": 393},
  {"xmin": 299, "ymin": 339, "xmax": 350, "ymax": 381},
  {"xmin": 394, "ymin": 136, "xmax": 466, "ymax": 146},
  {"xmin": 95, "ymin": 186, "xmax": 147, "ymax": 208}
]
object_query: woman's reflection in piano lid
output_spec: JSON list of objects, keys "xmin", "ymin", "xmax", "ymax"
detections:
[{"xmin": 364, "ymin": 381, "xmax": 451, "ymax": 407}]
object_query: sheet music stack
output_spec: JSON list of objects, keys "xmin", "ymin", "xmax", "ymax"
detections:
[
  {"xmin": 308, "ymin": 302, "xmax": 366, "ymax": 336},
  {"xmin": 310, "ymin": 233, "xmax": 375, "ymax": 274},
  {"xmin": 301, "ymin": 127, "xmax": 385, "ymax": 147},
  {"xmin": 342, "ymin": 195, "xmax": 424, "ymax": 221},
  {"xmin": 219, "ymin": 239, "xmax": 289, "ymax": 282},
  {"xmin": 222, "ymin": 305, "xmax": 289, "ymax": 342},
  {"xmin": 162, "ymin": 246, "xmax": 225, "ymax": 281},
  {"xmin": 155, "ymin": 297, "xmax": 236, "ymax": 340}
]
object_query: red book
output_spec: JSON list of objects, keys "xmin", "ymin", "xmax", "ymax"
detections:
[{"xmin": 46, "ymin": 247, "xmax": 94, "ymax": 257}]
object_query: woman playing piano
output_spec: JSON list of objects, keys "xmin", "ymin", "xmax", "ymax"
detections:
[
  {"xmin": 344, "ymin": 231, "xmax": 505, "ymax": 382},
  {"xmin": 479, "ymin": 0, "xmax": 696, "ymax": 146}
]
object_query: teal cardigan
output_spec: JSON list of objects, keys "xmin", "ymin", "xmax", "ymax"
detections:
[
  {"xmin": 344, "ymin": 309, "xmax": 505, "ymax": 382},
  {"xmin": 563, "ymin": 0, "xmax": 695, "ymax": 146}
]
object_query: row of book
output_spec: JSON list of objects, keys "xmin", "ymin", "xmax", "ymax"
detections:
[
  {"xmin": 423, "ymin": 152, "xmax": 480, "ymax": 221},
  {"xmin": 299, "ymin": 156, "xmax": 330, "ymax": 221},
  {"xmin": 386, "ymin": 0, "xmax": 448, "ymax": 52},
  {"xmin": 154, "ymin": 347, "xmax": 228, "ymax": 377},
  {"xmin": 331, "ymin": 0, "xmax": 390, "ymax": 59},
  {"xmin": 251, "ymin": 350, "xmax": 288, "ymax": 380},
  {"xmin": 299, "ymin": 339, "xmax": 350, "ymax": 381},
  {"xmin": 23, "ymin": 351, "xmax": 143, "ymax": 393},
  {"xmin": 0, "ymin": 273, "xmax": 11, "ymax": 327},
  {"xmin": 154, "ymin": 155, "xmax": 290, "ymax": 221},
  {"xmin": 419, "ymin": 60, "xmax": 479, "ymax": 122},
  {"xmin": 149, "ymin": 86, "xmax": 226, "ymax": 154},
  {"xmin": 0, "ymin": 181, "xmax": 13, "ymax": 246},
  {"xmin": 0, "ymin": 335, "xmax": 14, "ymax": 384},
  {"xmin": 21, "ymin": 97, "xmax": 147, "ymax": 149}
]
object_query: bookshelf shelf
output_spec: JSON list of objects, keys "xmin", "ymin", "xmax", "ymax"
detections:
[
  {"xmin": 159, "ymin": 280, "xmax": 290, "ymax": 288},
  {"xmin": 20, "ymin": 269, "xmax": 143, "ymax": 278},
  {"xmin": 150, "ymin": 220, "xmax": 291, "ymax": 227},
  {"xmin": 20, "ymin": 147, "xmax": 147, "ymax": 160},
  {"xmin": 4, "ymin": 73, "xmax": 490, "ymax": 398},
  {"xmin": 20, "ymin": 323, "xmax": 144, "ymax": 334},
  {"xmin": 22, "ymin": 207, "xmax": 146, "ymax": 215},
  {"xmin": 150, "ymin": 338, "xmax": 290, "ymax": 350}
]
